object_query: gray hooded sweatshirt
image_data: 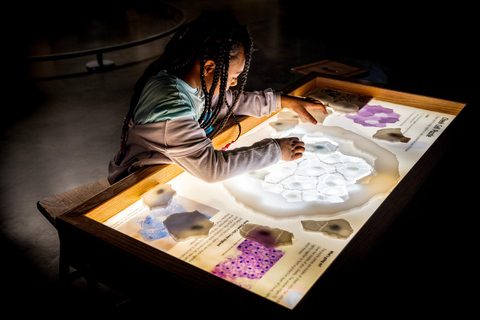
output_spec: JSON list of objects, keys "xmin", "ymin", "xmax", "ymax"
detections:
[{"xmin": 108, "ymin": 71, "xmax": 282, "ymax": 184}]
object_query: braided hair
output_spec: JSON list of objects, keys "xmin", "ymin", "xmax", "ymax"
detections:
[{"xmin": 119, "ymin": 11, "xmax": 253, "ymax": 156}]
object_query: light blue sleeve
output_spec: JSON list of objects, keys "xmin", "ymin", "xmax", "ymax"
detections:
[{"xmin": 133, "ymin": 76, "xmax": 196, "ymax": 125}]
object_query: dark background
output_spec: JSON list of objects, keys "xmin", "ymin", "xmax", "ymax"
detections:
[{"xmin": 2, "ymin": 0, "xmax": 476, "ymax": 317}]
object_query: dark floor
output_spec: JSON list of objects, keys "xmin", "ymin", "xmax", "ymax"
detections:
[{"xmin": 2, "ymin": 0, "xmax": 476, "ymax": 317}]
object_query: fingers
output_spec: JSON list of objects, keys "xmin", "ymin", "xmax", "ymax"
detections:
[
  {"xmin": 291, "ymin": 147, "xmax": 305, "ymax": 160},
  {"xmin": 286, "ymin": 96, "xmax": 328, "ymax": 125},
  {"xmin": 304, "ymin": 98, "xmax": 328, "ymax": 115},
  {"xmin": 291, "ymin": 140, "xmax": 305, "ymax": 160},
  {"xmin": 277, "ymin": 137, "xmax": 305, "ymax": 161},
  {"xmin": 291, "ymin": 139, "xmax": 305, "ymax": 160},
  {"xmin": 296, "ymin": 107, "xmax": 318, "ymax": 125}
]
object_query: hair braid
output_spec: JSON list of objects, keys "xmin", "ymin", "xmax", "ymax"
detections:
[
  {"xmin": 201, "ymin": 36, "xmax": 233, "ymax": 131},
  {"xmin": 199, "ymin": 56, "xmax": 210, "ymax": 122},
  {"xmin": 208, "ymin": 26, "xmax": 253, "ymax": 140},
  {"xmin": 118, "ymin": 11, "xmax": 253, "ymax": 157}
]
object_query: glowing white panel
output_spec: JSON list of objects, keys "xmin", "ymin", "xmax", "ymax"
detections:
[
  {"xmin": 223, "ymin": 124, "xmax": 400, "ymax": 219},
  {"xmin": 259, "ymin": 137, "xmax": 373, "ymax": 204}
]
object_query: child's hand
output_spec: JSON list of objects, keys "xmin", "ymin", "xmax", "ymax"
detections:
[
  {"xmin": 275, "ymin": 137, "xmax": 305, "ymax": 161},
  {"xmin": 281, "ymin": 94, "xmax": 327, "ymax": 125}
]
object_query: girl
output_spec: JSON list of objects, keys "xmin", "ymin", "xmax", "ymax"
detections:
[{"xmin": 108, "ymin": 11, "xmax": 326, "ymax": 184}]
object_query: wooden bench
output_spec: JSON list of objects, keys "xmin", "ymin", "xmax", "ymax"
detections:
[
  {"xmin": 37, "ymin": 178, "xmax": 111, "ymax": 228},
  {"xmin": 37, "ymin": 178, "xmax": 112, "ymax": 293},
  {"xmin": 35, "ymin": 163, "xmax": 172, "ymax": 288}
]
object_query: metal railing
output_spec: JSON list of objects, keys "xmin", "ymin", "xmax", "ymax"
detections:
[{"xmin": 26, "ymin": 2, "xmax": 185, "ymax": 72}]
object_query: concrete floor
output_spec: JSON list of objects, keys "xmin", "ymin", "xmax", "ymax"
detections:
[{"xmin": 2, "ymin": 0, "xmax": 476, "ymax": 317}]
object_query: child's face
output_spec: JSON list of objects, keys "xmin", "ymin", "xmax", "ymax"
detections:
[
  {"xmin": 205, "ymin": 49, "xmax": 245, "ymax": 95},
  {"xmin": 225, "ymin": 49, "xmax": 246, "ymax": 92}
]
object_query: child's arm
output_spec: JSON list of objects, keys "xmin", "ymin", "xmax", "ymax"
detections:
[
  {"xmin": 230, "ymin": 89, "xmax": 281, "ymax": 117},
  {"xmin": 220, "ymin": 90, "xmax": 326, "ymax": 124},
  {"xmin": 213, "ymin": 89, "xmax": 279, "ymax": 119},
  {"xmin": 164, "ymin": 116, "xmax": 303, "ymax": 183}
]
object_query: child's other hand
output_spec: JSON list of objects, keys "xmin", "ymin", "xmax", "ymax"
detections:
[
  {"xmin": 275, "ymin": 137, "xmax": 305, "ymax": 161},
  {"xmin": 281, "ymin": 94, "xmax": 327, "ymax": 125}
]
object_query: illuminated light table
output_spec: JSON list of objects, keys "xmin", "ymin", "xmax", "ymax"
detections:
[{"xmin": 55, "ymin": 73, "xmax": 468, "ymax": 314}]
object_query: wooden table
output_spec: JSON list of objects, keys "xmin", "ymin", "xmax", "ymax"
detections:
[{"xmin": 39, "ymin": 73, "xmax": 469, "ymax": 315}]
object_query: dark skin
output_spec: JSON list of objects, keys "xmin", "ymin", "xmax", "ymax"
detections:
[{"xmin": 181, "ymin": 48, "xmax": 327, "ymax": 162}]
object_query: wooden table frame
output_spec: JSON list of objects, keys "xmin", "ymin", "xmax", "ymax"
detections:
[{"xmin": 55, "ymin": 73, "xmax": 467, "ymax": 314}]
